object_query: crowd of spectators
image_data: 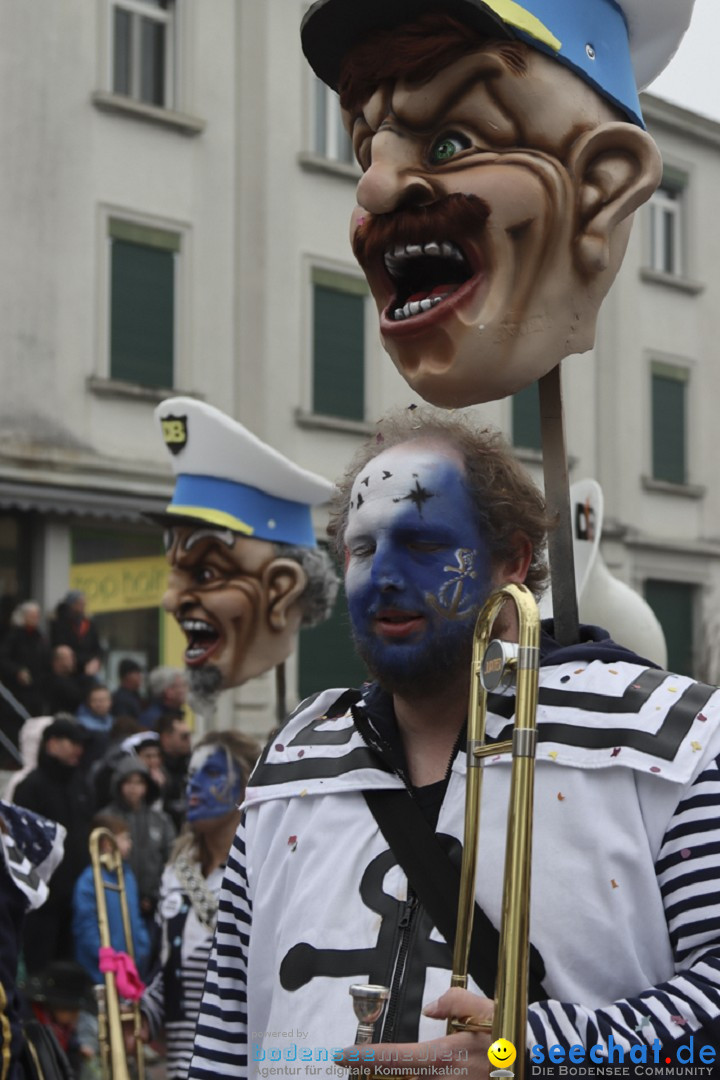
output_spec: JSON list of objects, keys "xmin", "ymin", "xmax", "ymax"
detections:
[
  {"xmin": 0, "ymin": 593, "xmax": 194, "ymax": 969},
  {"xmin": 0, "ymin": 592, "xmax": 260, "ymax": 1080}
]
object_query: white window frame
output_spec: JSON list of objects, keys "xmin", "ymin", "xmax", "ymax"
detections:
[
  {"xmin": 645, "ymin": 350, "xmax": 700, "ymax": 490},
  {"xmin": 312, "ymin": 78, "xmax": 354, "ymax": 166},
  {"xmin": 95, "ymin": 205, "xmax": 191, "ymax": 391},
  {"xmin": 299, "ymin": 256, "xmax": 374, "ymax": 428},
  {"xmin": 648, "ymin": 167, "xmax": 688, "ymax": 278},
  {"xmin": 649, "ymin": 186, "xmax": 682, "ymax": 276},
  {"xmin": 110, "ymin": 0, "xmax": 176, "ymax": 109}
]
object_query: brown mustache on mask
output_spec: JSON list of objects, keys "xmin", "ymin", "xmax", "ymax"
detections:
[{"xmin": 352, "ymin": 193, "xmax": 490, "ymax": 269}]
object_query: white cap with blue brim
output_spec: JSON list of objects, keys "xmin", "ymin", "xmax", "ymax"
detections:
[
  {"xmin": 301, "ymin": 0, "xmax": 695, "ymax": 128},
  {"xmin": 155, "ymin": 397, "xmax": 334, "ymax": 548}
]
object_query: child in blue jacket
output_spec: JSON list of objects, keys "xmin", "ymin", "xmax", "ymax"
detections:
[{"xmin": 72, "ymin": 812, "xmax": 150, "ymax": 984}]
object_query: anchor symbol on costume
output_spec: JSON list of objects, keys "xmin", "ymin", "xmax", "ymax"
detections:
[
  {"xmin": 279, "ymin": 847, "xmax": 454, "ymax": 1042},
  {"xmin": 426, "ymin": 548, "xmax": 479, "ymax": 620}
]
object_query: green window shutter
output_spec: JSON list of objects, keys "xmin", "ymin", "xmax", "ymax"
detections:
[
  {"xmin": 644, "ymin": 580, "xmax": 695, "ymax": 676},
  {"xmin": 110, "ymin": 232, "xmax": 175, "ymax": 389},
  {"xmin": 512, "ymin": 381, "xmax": 541, "ymax": 450},
  {"xmin": 298, "ymin": 578, "xmax": 368, "ymax": 700},
  {"xmin": 312, "ymin": 271, "xmax": 365, "ymax": 421},
  {"xmin": 651, "ymin": 366, "xmax": 687, "ymax": 484}
]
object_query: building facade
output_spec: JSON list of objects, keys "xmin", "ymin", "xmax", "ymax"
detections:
[{"xmin": 0, "ymin": 1, "xmax": 718, "ymax": 736}]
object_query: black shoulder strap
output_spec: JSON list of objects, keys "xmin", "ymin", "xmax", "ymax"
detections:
[{"xmin": 364, "ymin": 787, "xmax": 546, "ymax": 1005}]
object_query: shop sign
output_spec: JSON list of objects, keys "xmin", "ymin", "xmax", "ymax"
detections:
[{"xmin": 69, "ymin": 555, "xmax": 169, "ymax": 614}]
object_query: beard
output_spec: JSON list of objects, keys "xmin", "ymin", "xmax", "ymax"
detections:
[
  {"xmin": 353, "ymin": 617, "xmax": 476, "ymax": 699},
  {"xmin": 188, "ymin": 664, "xmax": 224, "ymax": 716}
]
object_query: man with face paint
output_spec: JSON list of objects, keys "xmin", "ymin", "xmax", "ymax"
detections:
[
  {"xmin": 189, "ymin": 410, "xmax": 720, "ymax": 1079},
  {"xmin": 155, "ymin": 398, "xmax": 338, "ymax": 711},
  {"xmin": 139, "ymin": 731, "xmax": 260, "ymax": 1080},
  {"xmin": 299, "ymin": 0, "xmax": 693, "ymax": 408}
]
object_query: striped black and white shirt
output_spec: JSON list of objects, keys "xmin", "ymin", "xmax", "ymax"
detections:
[{"xmin": 189, "ymin": 665, "xmax": 720, "ymax": 1078}]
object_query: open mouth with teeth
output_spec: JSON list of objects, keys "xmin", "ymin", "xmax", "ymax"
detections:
[
  {"xmin": 383, "ymin": 241, "xmax": 477, "ymax": 322},
  {"xmin": 180, "ymin": 618, "xmax": 221, "ymax": 667}
]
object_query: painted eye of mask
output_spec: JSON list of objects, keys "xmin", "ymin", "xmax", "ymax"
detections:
[{"xmin": 429, "ymin": 132, "xmax": 471, "ymax": 164}]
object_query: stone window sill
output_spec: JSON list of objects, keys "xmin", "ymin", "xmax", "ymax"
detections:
[
  {"xmin": 297, "ymin": 152, "xmax": 360, "ymax": 181},
  {"xmin": 640, "ymin": 268, "xmax": 705, "ymax": 295},
  {"xmin": 641, "ymin": 475, "xmax": 705, "ymax": 499},
  {"xmin": 294, "ymin": 408, "xmax": 374, "ymax": 436},
  {"xmin": 87, "ymin": 375, "xmax": 204, "ymax": 404},
  {"xmin": 91, "ymin": 91, "xmax": 205, "ymax": 136}
]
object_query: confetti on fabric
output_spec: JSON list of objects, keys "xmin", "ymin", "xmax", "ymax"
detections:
[
  {"xmin": 611, "ymin": 747, "xmax": 621, "ymax": 758},
  {"xmin": 698, "ymin": 713, "xmax": 708, "ymax": 723},
  {"xmin": 681, "ymin": 848, "xmax": 691, "ymax": 859},
  {"xmin": 691, "ymin": 741, "xmax": 702, "ymax": 752},
  {"xmin": 275, "ymin": 743, "xmax": 284, "ymax": 752},
  {"xmin": 288, "ymin": 835, "xmax": 298, "ymax": 852},
  {"xmin": 668, "ymin": 687, "xmax": 678, "ymax": 694},
  {"xmin": 548, "ymin": 751, "xmax": 558, "ymax": 761},
  {"xmin": 611, "ymin": 879, "xmax": 619, "ymax": 889},
  {"xmin": 650, "ymin": 766, "xmax": 661, "ymax": 773},
  {"xmin": 557, "ymin": 793, "xmax": 565, "ymax": 801},
  {"xmin": 300, "ymin": 789, "xmax": 308, "ymax": 797},
  {"xmin": 574, "ymin": 669, "xmax": 585, "ymax": 674}
]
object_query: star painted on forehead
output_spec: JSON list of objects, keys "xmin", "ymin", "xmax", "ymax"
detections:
[{"xmin": 392, "ymin": 476, "xmax": 435, "ymax": 517}]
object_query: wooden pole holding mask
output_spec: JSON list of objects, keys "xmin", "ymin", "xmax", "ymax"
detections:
[{"xmin": 539, "ymin": 364, "xmax": 579, "ymax": 646}]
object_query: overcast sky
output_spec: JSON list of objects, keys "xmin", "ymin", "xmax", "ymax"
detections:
[{"xmin": 647, "ymin": 0, "xmax": 719, "ymax": 122}]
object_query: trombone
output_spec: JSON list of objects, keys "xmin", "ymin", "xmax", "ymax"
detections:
[
  {"xmin": 89, "ymin": 826, "xmax": 146, "ymax": 1080},
  {"xmin": 449, "ymin": 583, "xmax": 541, "ymax": 1080}
]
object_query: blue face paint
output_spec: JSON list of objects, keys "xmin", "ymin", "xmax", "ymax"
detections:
[
  {"xmin": 186, "ymin": 745, "xmax": 243, "ymax": 823},
  {"xmin": 344, "ymin": 444, "xmax": 493, "ymax": 691}
]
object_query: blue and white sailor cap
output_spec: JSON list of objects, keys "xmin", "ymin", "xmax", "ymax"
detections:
[
  {"xmin": 155, "ymin": 398, "xmax": 333, "ymax": 548},
  {"xmin": 301, "ymin": 0, "xmax": 695, "ymax": 128}
]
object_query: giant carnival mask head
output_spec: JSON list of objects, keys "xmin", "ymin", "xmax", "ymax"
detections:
[
  {"xmin": 302, "ymin": 0, "xmax": 694, "ymax": 406},
  {"xmin": 156, "ymin": 398, "xmax": 337, "ymax": 703}
]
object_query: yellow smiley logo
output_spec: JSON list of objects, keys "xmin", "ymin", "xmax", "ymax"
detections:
[{"xmin": 488, "ymin": 1038, "xmax": 517, "ymax": 1069}]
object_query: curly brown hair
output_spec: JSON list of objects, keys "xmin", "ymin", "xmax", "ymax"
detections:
[{"xmin": 327, "ymin": 408, "xmax": 550, "ymax": 598}]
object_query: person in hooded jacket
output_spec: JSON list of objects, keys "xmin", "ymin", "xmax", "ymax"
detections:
[
  {"xmin": 100, "ymin": 756, "xmax": 176, "ymax": 922},
  {"xmin": 13, "ymin": 717, "xmax": 92, "ymax": 973}
]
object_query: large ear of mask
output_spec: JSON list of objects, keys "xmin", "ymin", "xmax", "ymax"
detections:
[{"xmin": 302, "ymin": 0, "xmax": 694, "ymax": 407}]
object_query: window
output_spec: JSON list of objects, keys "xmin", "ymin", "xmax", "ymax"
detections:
[
  {"xmin": 313, "ymin": 79, "xmax": 354, "ymax": 166},
  {"xmin": 111, "ymin": 0, "xmax": 175, "ymax": 108},
  {"xmin": 512, "ymin": 381, "xmax": 542, "ymax": 451},
  {"xmin": 651, "ymin": 362, "xmax": 688, "ymax": 485},
  {"xmin": 109, "ymin": 218, "xmax": 179, "ymax": 389},
  {"xmin": 644, "ymin": 580, "xmax": 696, "ymax": 676},
  {"xmin": 312, "ymin": 268, "xmax": 366, "ymax": 421},
  {"xmin": 648, "ymin": 170, "xmax": 686, "ymax": 277}
]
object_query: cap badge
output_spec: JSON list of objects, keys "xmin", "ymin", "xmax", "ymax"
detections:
[{"xmin": 161, "ymin": 415, "xmax": 188, "ymax": 455}]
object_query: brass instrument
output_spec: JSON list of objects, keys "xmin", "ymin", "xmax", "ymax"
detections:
[
  {"xmin": 348, "ymin": 985, "xmax": 390, "ymax": 1079},
  {"xmin": 89, "ymin": 827, "xmax": 146, "ymax": 1080},
  {"xmin": 449, "ymin": 583, "xmax": 541, "ymax": 1080}
]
